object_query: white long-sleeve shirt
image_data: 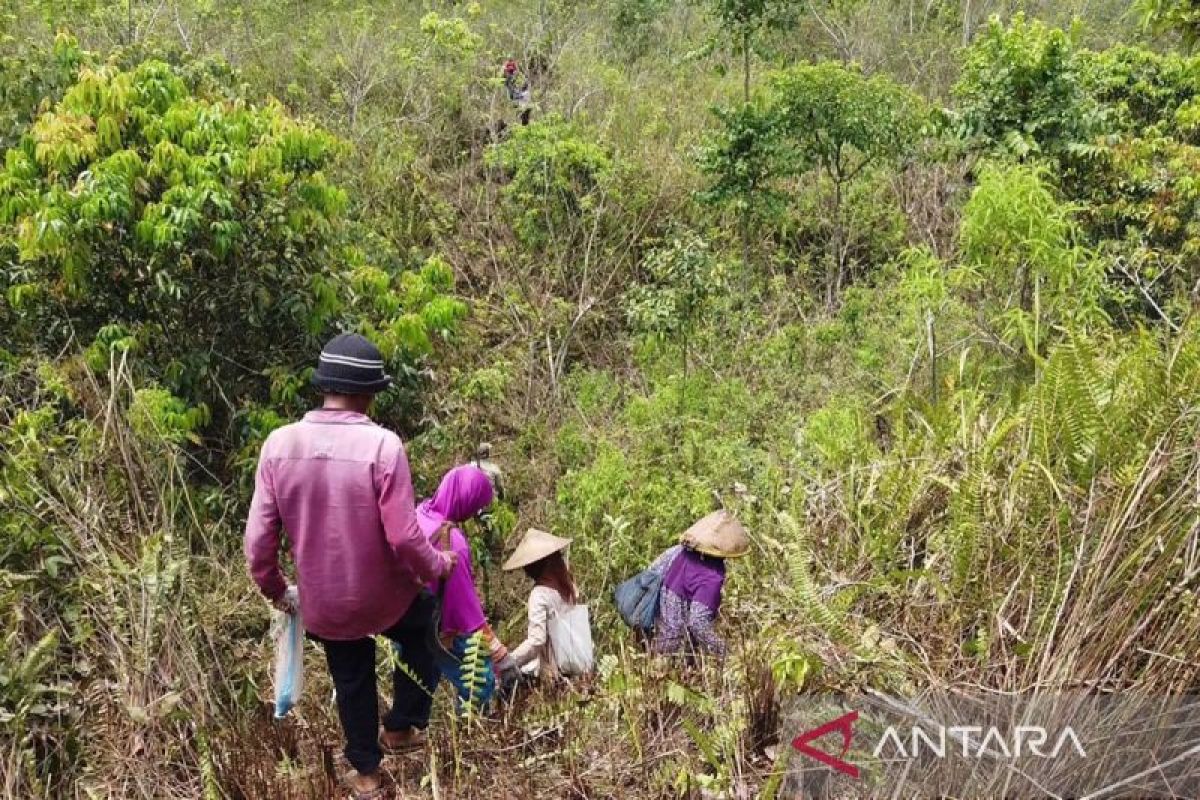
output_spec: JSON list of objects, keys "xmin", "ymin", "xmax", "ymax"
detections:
[{"xmin": 510, "ymin": 585, "xmax": 572, "ymax": 674}]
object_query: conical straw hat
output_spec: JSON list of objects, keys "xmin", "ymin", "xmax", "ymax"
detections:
[
  {"xmin": 679, "ymin": 510, "xmax": 750, "ymax": 558},
  {"xmin": 502, "ymin": 528, "xmax": 573, "ymax": 571}
]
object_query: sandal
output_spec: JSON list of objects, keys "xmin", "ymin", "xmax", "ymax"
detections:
[
  {"xmin": 380, "ymin": 726, "xmax": 427, "ymax": 754},
  {"xmin": 342, "ymin": 769, "xmax": 388, "ymax": 800}
]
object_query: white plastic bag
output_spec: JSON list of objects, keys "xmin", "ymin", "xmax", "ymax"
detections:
[
  {"xmin": 271, "ymin": 595, "xmax": 305, "ymax": 718},
  {"xmin": 548, "ymin": 604, "xmax": 594, "ymax": 677}
]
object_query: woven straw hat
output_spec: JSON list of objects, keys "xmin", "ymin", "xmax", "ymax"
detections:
[
  {"xmin": 502, "ymin": 528, "xmax": 572, "ymax": 571},
  {"xmin": 680, "ymin": 510, "xmax": 750, "ymax": 558}
]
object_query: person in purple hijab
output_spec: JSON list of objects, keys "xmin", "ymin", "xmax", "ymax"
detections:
[{"xmin": 410, "ymin": 465, "xmax": 519, "ymax": 710}]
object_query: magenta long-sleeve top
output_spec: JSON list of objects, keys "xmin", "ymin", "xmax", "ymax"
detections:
[
  {"xmin": 416, "ymin": 465, "xmax": 494, "ymax": 636},
  {"xmin": 243, "ymin": 409, "xmax": 451, "ymax": 640}
]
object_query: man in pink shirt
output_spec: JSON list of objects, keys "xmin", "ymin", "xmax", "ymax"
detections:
[{"xmin": 245, "ymin": 333, "xmax": 456, "ymax": 798}]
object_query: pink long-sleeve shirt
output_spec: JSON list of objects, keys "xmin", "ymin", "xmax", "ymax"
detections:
[{"xmin": 243, "ymin": 409, "xmax": 451, "ymax": 640}]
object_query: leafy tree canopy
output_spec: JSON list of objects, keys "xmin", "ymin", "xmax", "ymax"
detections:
[
  {"xmin": 768, "ymin": 61, "xmax": 926, "ymax": 181},
  {"xmin": 696, "ymin": 102, "xmax": 787, "ymax": 224},
  {"xmin": 954, "ymin": 14, "xmax": 1100, "ymax": 159},
  {"xmin": 955, "ymin": 16, "xmax": 1200, "ymax": 315},
  {"xmin": 0, "ymin": 48, "xmax": 466, "ymax": 452}
]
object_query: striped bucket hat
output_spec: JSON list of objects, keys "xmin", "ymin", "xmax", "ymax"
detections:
[{"xmin": 311, "ymin": 333, "xmax": 393, "ymax": 395}]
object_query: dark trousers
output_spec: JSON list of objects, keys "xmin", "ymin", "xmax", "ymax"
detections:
[{"xmin": 315, "ymin": 591, "xmax": 440, "ymax": 774}]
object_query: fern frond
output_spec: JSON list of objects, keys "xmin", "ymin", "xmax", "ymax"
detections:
[
  {"xmin": 1062, "ymin": 335, "xmax": 1107, "ymax": 464},
  {"xmin": 456, "ymin": 630, "xmax": 486, "ymax": 720},
  {"xmin": 779, "ymin": 512, "xmax": 848, "ymax": 643},
  {"xmin": 950, "ymin": 460, "xmax": 987, "ymax": 592}
]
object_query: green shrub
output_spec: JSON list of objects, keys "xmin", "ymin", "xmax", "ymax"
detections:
[
  {"xmin": 954, "ymin": 14, "xmax": 1098, "ymax": 157},
  {"xmin": 959, "ymin": 162, "xmax": 1108, "ymax": 356},
  {"xmin": 486, "ymin": 114, "xmax": 616, "ymax": 248},
  {"xmin": 612, "ymin": 0, "xmax": 672, "ymax": 58},
  {"xmin": 0, "ymin": 56, "xmax": 465, "ymax": 455},
  {"xmin": 565, "ymin": 368, "xmax": 623, "ymax": 418},
  {"xmin": 1079, "ymin": 44, "xmax": 1200, "ymax": 135},
  {"xmin": 1138, "ymin": 0, "xmax": 1200, "ymax": 52},
  {"xmin": 554, "ymin": 370, "xmax": 785, "ymax": 586},
  {"xmin": 800, "ymin": 398, "xmax": 876, "ymax": 472},
  {"xmin": 626, "ymin": 233, "xmax": 728, "ymax": 365}
]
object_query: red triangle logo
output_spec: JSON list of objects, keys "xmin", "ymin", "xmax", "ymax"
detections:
[{"xmin": 792, "ymin": 710, "xmax": 860, "ymax": 779}]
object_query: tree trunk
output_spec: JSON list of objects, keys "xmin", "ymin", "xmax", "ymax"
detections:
[
  {"xmin": 741, "ymin": 207, "xmax": 750, "ymax": 278},
  {"xmin": 680, "ymin": 332, "xmax": 690, "ymax": 415},
  {"xmin": 743, "ymin": 29, "xmax": 751, "ymax": 104},
  {"xmin": 926, "ymin": 309, "xmax": 938, "ymax": 405},
  {"xmin": 829, "ymin": 177, "xmax": 844, "ymax": 310},
  {"xmin": 741, "ymin": 28, "xmax": 752, "ymax": 278}
]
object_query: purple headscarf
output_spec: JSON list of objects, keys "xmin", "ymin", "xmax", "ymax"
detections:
[
  {"xmin": 416, "ymin": 465, "xmax": 494, "ymax": 635},
  {"xmin": 663, "ymin": 548, "xmax": 726, "ymax": 613}
]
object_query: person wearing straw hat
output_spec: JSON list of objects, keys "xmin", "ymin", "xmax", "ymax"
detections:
[
  {"xmin": 244, "ymin": 332, "xmax": 457, "ymax": 800},
  {"xmin": 646, "ymin": 510, "xmax": 749, "ymax": 657},
  {"xmin": 502, "ymin": 528, "xmax": 582, "ymax": 681}
]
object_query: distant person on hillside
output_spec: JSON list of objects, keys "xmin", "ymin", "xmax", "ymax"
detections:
[
  {"xmin": 414, "ymin": 464, "xmax": 521, "ymax": 712},
  {"xmin": 244, "ymin": 332, "xmax": 456, "ymax": 800},
  {"xmin": 472, "ymin": 441, "xmax": 504, "ymax": 498},
  {"xmin": 503, "ymin": 59, "xmax": 533, "ymax": 126},
  {"xmin": 502, "ymin": 527, "xmax": 591, "ymax": 683},
  {"xmin": 647, "ymin": 511, "xmax": 749, "ymax": 657}
]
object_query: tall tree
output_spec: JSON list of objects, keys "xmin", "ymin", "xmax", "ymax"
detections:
[
  {"xmin": 697, "ymin": 103, "xmax": 785, "ymax": 273},
  {"xmin": 703, "ymin": 0, "xmax": 793, "ymax": 273},
  {"xmin": 0, "ymin": 57, "xmax": 466, "ymax": 443},
  {"xmin": 770, "ymin": 62, "xmax": 925, "ymax": 306}
]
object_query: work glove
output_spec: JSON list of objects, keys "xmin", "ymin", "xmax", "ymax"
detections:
[{"xmin": 273, "ymin": 584, "xmax": 299, "ymax": 615}]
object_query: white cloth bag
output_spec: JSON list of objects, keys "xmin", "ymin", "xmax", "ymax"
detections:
[{"xmin": 548, "ymin": 604, "xmax": 594, "ymax": 676}]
